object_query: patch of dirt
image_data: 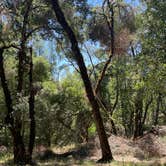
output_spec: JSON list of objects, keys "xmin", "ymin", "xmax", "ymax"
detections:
[
  {"xmin": 0, "ymin": 146, "xmax": 7, "ymax": 154},
  {"xmin": 90, "ymin": 126, "xmax": 166, "ymax": 164},
  {"xmin": 35, "ymin": 143, "xmax": 94, "ymax": 161}
]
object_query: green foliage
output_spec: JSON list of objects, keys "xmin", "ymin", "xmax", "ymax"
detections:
[
  {"xmin": 141, "ymin": 0, "xmax": 166, "ymax": 62},
  {"xmin": 88, "ymin": 123, "xmax": 96, "ymax": 136},
  {"xmin": 33, "ymin": 56, "xmax": 52, "ymax": 82}
]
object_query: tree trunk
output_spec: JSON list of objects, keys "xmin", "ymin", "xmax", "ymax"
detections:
[
  {"xmin": 15, "ymin": 49, "xmax": 27, "ymax": 164},
  {"xmin": 142, "ymin": 97, "xmax": 153, "ymax": 126},
  {"xmin": 17, "ymin": 50, "xmax": 26, "ymax": 92},
  {"xmin": 128, "ymin": 110, "xmax": 134, "ymax": 137},
  {"xmin": 12, "ymin": 129, "xmax": 27, "ymax": 164},
  {"xmin": 110, "ymin": 118, "xmax": 117, "ymax": 135},
  {"xmin": 134, "ymin": 111, "xmax": 143, "ymax": 138},
  {"xmin": 133, "ymin": 91, "xmax": 143, "ymax": 139},
  {"xmin": 96, "ymin": 97, "xmax": 117, "ymax": 135},
  {"xmin": 154, "ymin": 94, "xmax": 161, "ymax": 126},
  {"xmin": 28, "ymin": 48, "xmax": 36, "ymax": 162},
  {"xmin": 50, "ymin": 0, "xmax": 113, "ymax": 162}
]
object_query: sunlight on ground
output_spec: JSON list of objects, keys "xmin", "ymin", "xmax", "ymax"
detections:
[
  {"xmin": 35, "ymin": 159, "xmax": 166, "ymax": 166},
  {"xmin": 52, "ymin": 144, "xmax": 76, "ymax": 153},
  {"xmin": 0, "ymin": 153, "xmax": 166, "ymax": 166},
  {"xmin": 0, "ymin": 152, "xmax": 13, "ymax": 165},
  {"xmin": 0, "ymin": 143, "xmax": 166, "ymax": 166}
]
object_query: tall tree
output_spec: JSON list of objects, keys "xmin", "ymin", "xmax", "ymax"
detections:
[{"xmin": 50, "ymin": 0, "xmax": 113, "ymax": 162}]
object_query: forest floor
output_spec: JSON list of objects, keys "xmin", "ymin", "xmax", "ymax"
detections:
[{"xmin": 0, "ymin": 126, "xmax": 166, "ymax": 166}]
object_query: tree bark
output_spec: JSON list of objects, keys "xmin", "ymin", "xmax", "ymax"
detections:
[
  {"xmin": 110, "ymin": 118, "xmax": 117, "ymax": 135},
  {"xmin": 50, "ymin": 0, "xmax": 113, "ymax": 162},
  {"xmin": 154, "ymin": 93, "xmax": 161, "ymax": 126},
  {"xmin": 12, "ymin": 128, "xmax": 27, "ymax": 164},
  {"xmin": 133, "ymin": 91, "xmax": 143, "ymax": 139},
  {"xmin": 28, "ymin": 48, "xmax": 36, "ymax": 162}
]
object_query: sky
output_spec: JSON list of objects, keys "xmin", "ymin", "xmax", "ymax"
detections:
[
  {"xmin": 43, "ymin": 0, "xmax": 141, "ymax": 78},
  {"xmin": 88, "ymin": 0, "xmax": 140, "ymax": 7}
]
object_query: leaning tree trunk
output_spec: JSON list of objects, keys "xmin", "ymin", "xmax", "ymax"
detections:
[
  {"xmin": 95, "ymin": 2, "xmax": 117, "ymax": 136},
  {"xmin": 50, "ymin": 0, "xmax": 113, "ymax": 162}
]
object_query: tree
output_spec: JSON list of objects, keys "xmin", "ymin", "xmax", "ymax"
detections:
[
  {"xmin": 50, "ymin": 0, "xmax": 113, "ymax": 162},
  {"xmin": 0, "ymin": 1, "xmax": 33, "ymax": 163},
  {"xmin": 0, "ymin": 0, "xmax": 53, "ymax": 163}
]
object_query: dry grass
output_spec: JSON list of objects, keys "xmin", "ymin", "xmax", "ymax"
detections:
[
  {"xmin": 1, "ymin": 126, "xmax": 166, "ymax": 166},
  {"xmin": 0, "ymin": 152, "xmax": 166, "ymax": 166},
  {"xmin": 91, "ymin": 126, "xmax": 166, "ymax": 165}
]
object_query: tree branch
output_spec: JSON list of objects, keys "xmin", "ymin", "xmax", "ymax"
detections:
[
  {"xmin": 84, "ymin": 44, "xmax": 97, "ymax": 81},
  {"xmin": 95, "ymin": 0, "xmax": 115, "ymax": 94}
]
